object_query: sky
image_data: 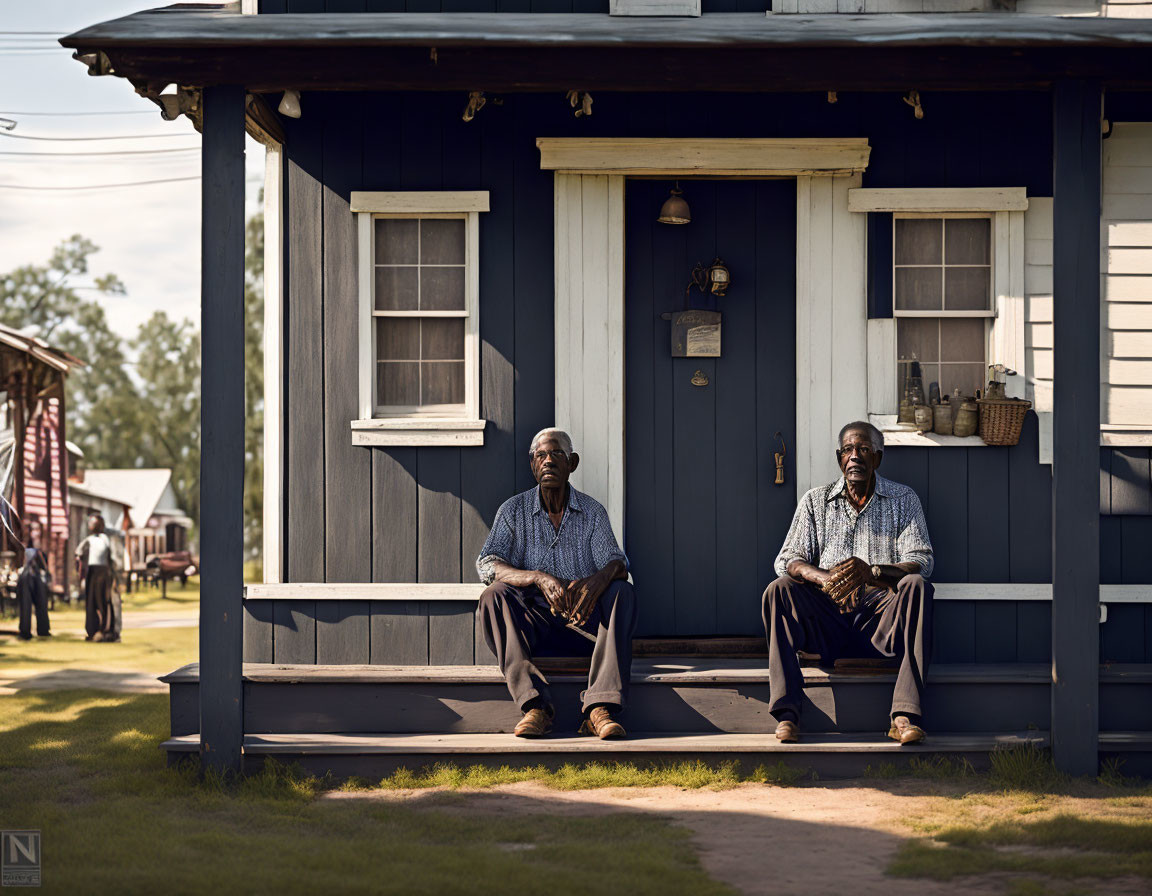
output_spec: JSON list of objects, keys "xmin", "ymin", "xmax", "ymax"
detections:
[{"xmin": 0, "ymin": 1, "xmax": 264, "ymax": 343}]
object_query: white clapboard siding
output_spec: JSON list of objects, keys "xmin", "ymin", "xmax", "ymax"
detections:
[
  {"xmin": 1023, "ymin": 198, "xmax": 1054, "ymax": 465},
  {"xmin": 554, "ymin": 173, "xmax": 627, "ymax": 539},
  {"xmin": 1103, "ymin": 1, "xmax": 1152, "ymax": 18},
  {"xmin": 1102, "ymin": 123, "xmax": 1152, "ymax": 433}
]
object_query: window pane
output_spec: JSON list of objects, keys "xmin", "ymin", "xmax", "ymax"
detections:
[
  {"xmin": 421, "ymin": 266, "xmax": 466, "ymax": 311},
  {"xmin": 374, "ymin": 267, "xmax": 418, "ymax": 311},
  {"xmin": 897, "ymin": 318, "xmax": 939, "ymax": 362},
  {"xmin": 374, "ymin": 219, "xmax": 418, "ymax": 265},
  {"xmin": 940, "ymin": 363, "xmax": 984, "ymax": 399},
  {"xmin": 895, "ymin": 268, "xmax": 943, "ymax": 312},
  {"xmin": 940, "ymin": 318, "xmax": 985, "ymax": 362},
  {"xmin": 420, "ymin": 219, "xmax": 466, "ymax": 265},
  {"xmin": 897, "ymin": 361, "xmax": 940, "ymax": 402},
  {"xmin": 376, "ymin": 318, "xmax": 419, "ymax": 361},
  {"xmin": 945, "ymin": 218, "xmax": 990, "ymax": 265},
  {"xmin": 422, "ymin": 361, "xmax": 464, "ymax": 405},
  {"xmin": 421, "ymin": 318, "xmax": 465, "ymax": 361},
  {"xmin": 378, "ymin": 362, "xmax": 419, "ymax": 406},
  {"xmin": 944, "ymin": 267, "xmax": 991, "ymax": 311},
  {"xmin": 895, "ymin": 218, "xmax": 942, "ymax": 265}
]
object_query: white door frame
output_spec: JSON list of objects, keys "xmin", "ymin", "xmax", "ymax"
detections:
[{"xmin": 540, "ymin": 138, "xmax": 872, "ymax": 539}]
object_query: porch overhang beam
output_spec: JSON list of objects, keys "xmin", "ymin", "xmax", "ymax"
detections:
[{"xmin": 60, "ymin": 12, "xmax": 1152, "ymax": 93}]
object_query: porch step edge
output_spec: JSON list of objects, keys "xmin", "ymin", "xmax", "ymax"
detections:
[
  {"xmin": 162, "ymin": 731, "xmax": 1051, "ymax": 755},
  {"xmin": 160, "ymin": 662, "xmax": 1152, "ymax": 686}
]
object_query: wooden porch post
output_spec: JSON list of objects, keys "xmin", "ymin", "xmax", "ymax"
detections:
[
  {"xmin": 1051, "ymin": 79, "xmax": 1101, "ymax": 776},
  {"xmin": 199, "ymin": 84, "xmax": 246, "ymax": 775}
]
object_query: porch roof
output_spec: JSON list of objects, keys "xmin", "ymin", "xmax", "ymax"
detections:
[{"xmin": 61, "ymin": 6, "xmax": 1152, "ymax": 92}]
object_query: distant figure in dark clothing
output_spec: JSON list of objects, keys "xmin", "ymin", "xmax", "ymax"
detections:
[
  {"xmin": 76, "ymin": 514, "xmax": 120, "ymax": 643},
  {"xmin": 17, "ymin": 537, "xmax": 51, "ymax": 640}
]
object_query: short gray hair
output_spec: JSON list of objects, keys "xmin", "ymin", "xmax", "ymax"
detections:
[
  {"xmin": 837, "ymin": 421, "xmax": 884, "ymax": 452},
  {"xmin": 529, "ymin": 427, "xmax": 574, "ymax": 457}
]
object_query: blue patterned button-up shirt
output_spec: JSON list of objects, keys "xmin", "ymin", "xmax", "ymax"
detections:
[
  {"xmin": 773, "ymin": 474, "xmax": 934, "ymax": 578},
  {"xmin": 476, "ymin": 485, "xmax": 629, "ymax": 585}
]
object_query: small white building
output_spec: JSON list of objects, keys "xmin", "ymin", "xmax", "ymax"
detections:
[{"xmin": 77, "ymin": 469, "xmax": 193, "ymax": 572}]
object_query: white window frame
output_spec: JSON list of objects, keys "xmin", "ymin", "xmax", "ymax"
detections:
[
  {"xmin": 851, "ymin": 188, "xmax": 1028, "ymax": 446},
  {"xmin": 350, "ymin": 191, "xmax": 488, "ymax": 447}
]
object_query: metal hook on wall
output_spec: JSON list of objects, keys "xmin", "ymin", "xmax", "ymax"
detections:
[{"xmin": 774, "ymin": 431, "xmax": 786, "ymax": 486}]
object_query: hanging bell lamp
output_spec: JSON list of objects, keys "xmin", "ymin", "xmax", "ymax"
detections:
[{"xmin": 658, "ymin": 182, "xmax": 691, "ymax": 224}]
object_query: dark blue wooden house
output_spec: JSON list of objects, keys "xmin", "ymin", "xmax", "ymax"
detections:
[{"xmin": 63, "ymin": 1, "xmax": 1152, "ymax": 777}]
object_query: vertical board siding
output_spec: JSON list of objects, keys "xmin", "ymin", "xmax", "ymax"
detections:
[
  {"xmin": 244, "ymin": 600, "xmax": 275, "ymax": 663},
  {"xmin": 275, "ymin": 91, "xmax": 1151, "ymax": 665},
  {"xmin": 285, "ymin": 118, "xmax": 325, "ymax": 584},
  {"xmin": 322, "ymin": 96, "xmax": 372, "ymax": 585},
  {"xmin": 369, "ymin": 600, "xmax": 429, "ymax": 664}
]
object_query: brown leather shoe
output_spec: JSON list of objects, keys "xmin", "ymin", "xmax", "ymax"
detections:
[
  {"xmin": 888, "ymin": 715, "xmax": 926, "ymax": 745},
  {"xmin": 775, "ymin": 720, "xmax": 799, "ymax": 743},
  {"xmin": 513, "ymin": 705, "xmax": 554, "ymax": 738},
  {"xmin": 579, "ymin": 706, "xmax": 626, "ymax": 739}
]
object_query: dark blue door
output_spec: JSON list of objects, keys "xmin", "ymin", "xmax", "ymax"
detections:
[{"xmin": 625, "ymin": 179, "xmax": 797, "ymax": 637}]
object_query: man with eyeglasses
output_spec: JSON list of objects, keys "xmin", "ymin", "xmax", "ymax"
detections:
[
  {"xmin": 477, "ymin": 427, "xmax": 636, "ymax": 739},
  {"xmin": 763, "ymin": 421, "xmax": 934, "ymax": 745}
]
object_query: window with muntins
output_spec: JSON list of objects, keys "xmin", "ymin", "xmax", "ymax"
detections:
[
  {"xmin": 373, "ymin": 217, "xmax": 468, "ymax": 414},
  {"xmin": 894, "ymin": 215, "xmax": 993, "ymax": 403},
  {"xmin": 351, "ymin": 191, "xmax": 488, "ymax": 447}
]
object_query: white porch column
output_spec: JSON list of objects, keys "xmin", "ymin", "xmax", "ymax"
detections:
[{"xmin": 553, "ymin": 173, "xmax": 627, "ymax": 538}]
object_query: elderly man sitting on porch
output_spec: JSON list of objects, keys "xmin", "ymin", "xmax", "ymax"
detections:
[
  {"xmin": 477, "ymin": 427, "xmax": 637, "ymax": 740},
  {"xmin": 763, "ymin": 421, "xmax": 934, "ymax": 745}
]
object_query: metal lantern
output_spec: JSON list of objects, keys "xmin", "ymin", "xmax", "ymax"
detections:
[
  {"xmin": 707, "ymin": 257, "xmax": 730, "ymax": 296},
  {"xmin": 658, "ymin": 182, "xmax": 691, "ymax": 224}
]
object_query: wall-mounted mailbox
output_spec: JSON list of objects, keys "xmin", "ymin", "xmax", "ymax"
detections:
[{"xmin": 662, "ymin": 309, "xmax": 721, "ymax": 358}]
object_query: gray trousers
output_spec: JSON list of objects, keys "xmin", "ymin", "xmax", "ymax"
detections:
[
  {"xmin": 762, "ymin": 574, "xmax": 934, "ymax": 721},
  {"xmin": 478, "ymin": 579, "xmax": 637, "ymax": 713}
]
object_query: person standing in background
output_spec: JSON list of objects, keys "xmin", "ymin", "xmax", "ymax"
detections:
[
  {"xmin": 76, "ymin": 513, "xmax": 120, "ymax": 643},
  {"xmin": 17, "ymin": 527, "xmax": 51, "ymax": 640}
]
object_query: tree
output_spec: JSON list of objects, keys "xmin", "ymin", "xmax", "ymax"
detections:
[
  {"xmin": 244, "ymin": 202, "xmax": 264, "ymax": 562},
  {"xmin": 132, "ymin": 312, "xmax": 201, "ymax": 531},
  {"xmin": 0, "ymin": 236, "xmax": 140, "ymax": 466}
]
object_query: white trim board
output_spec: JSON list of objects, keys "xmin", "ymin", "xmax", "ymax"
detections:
[
  {"xmin": 537, "ymin": 138, "xmax": 871, "ymax": 176},
  {"xmin": 553, "ymin": 173, "xmax": 627, "ymax": 537},
  {"xmin": 350, "ymin": 191, "xmax": 490, "ymax": 214},
  {"xmin": 262, "ymin": 143, "xmax": 284, "ymax": 584},
  {"xmin": 848, "ymin": 187, "xmax": 1029, "ymax": 213},
  {"xmin": 245, "ymin": 582, "xmax": 1152, "ymax": 603}
]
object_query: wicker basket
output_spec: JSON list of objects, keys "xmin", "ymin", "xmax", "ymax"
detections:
[{"xmin": 977, "ymin": 397, "xmax": 1032, "ymax": 446}]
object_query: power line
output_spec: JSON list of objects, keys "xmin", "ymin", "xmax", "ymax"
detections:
[
  {"xmin": 0, "ymin": 146, "xmax": 199, "ymax": 157},
  {"xmin": 0, "ymin": 110, "xmax": 155, "ymax": 116},
  {"xmin": 0, "ymin": 131, "xmax": 193, "ymax": 142},
  {"xmin": 0, "ymin": 175, "xmax": 201, "ymax": 191}
]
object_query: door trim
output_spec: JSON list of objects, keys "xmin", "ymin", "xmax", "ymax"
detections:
[{"xmin": 545, "ymin": 139, "xmax": 871, "ymax": 541}]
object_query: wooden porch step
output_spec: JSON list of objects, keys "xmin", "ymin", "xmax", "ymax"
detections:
[
  {"xmin": 161, "ymin": 730, "xmax": 1052, "ymax": 779},
  {"xmin": 163, "ymin": 662, "xmax": 1152, "ymax": 738}
]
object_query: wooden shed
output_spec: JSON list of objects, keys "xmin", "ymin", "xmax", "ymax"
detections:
[
  {"xmin": 62, "ymin": 1, "xmax": 1152, "ymax": 777},
  {"xmin": 0, "ymin": 323, "xmax": 83, "ymax": 597}
]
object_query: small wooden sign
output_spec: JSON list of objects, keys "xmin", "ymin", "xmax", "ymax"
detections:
[{"xmin": 663, "ymin": 309, "xmax": 721, "ymax": 358}]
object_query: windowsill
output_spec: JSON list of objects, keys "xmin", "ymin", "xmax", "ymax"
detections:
[
  {"xmin": 350, "ymin": 418, "xmax": 486, "ymax": 447},
  {"xmin": 881, "ymin": 430, "xmax": 987, "ymax": 448}
]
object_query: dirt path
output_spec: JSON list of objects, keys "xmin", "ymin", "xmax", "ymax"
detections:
[{"xmin": 328, "ymin": 782, "xmax": 1149, "ymax": 896}]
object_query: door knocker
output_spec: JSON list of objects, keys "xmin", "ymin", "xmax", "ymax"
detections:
[
  {"xmin": 774, "ymin": 431, "xmax": 786, "ymax": 486},
  {"xmin": 691, "ymin": 370, "xmax": 709, "ymax": 387}
]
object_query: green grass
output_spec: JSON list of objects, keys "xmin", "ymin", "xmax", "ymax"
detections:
[
  {"xmin": 889, "ymin": 813, "xmax": 1152, "ymax": 882},
  {"xmin": 0, "ymin": 689, "xmax": 734, "ymax": 895},
  {"xmin": 374, "ymin": 758, "xmax": 812, "ymax": 791},
  {"xmin": 0, "ymin": 625, "xmax": 197, "ymax": 677}
]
